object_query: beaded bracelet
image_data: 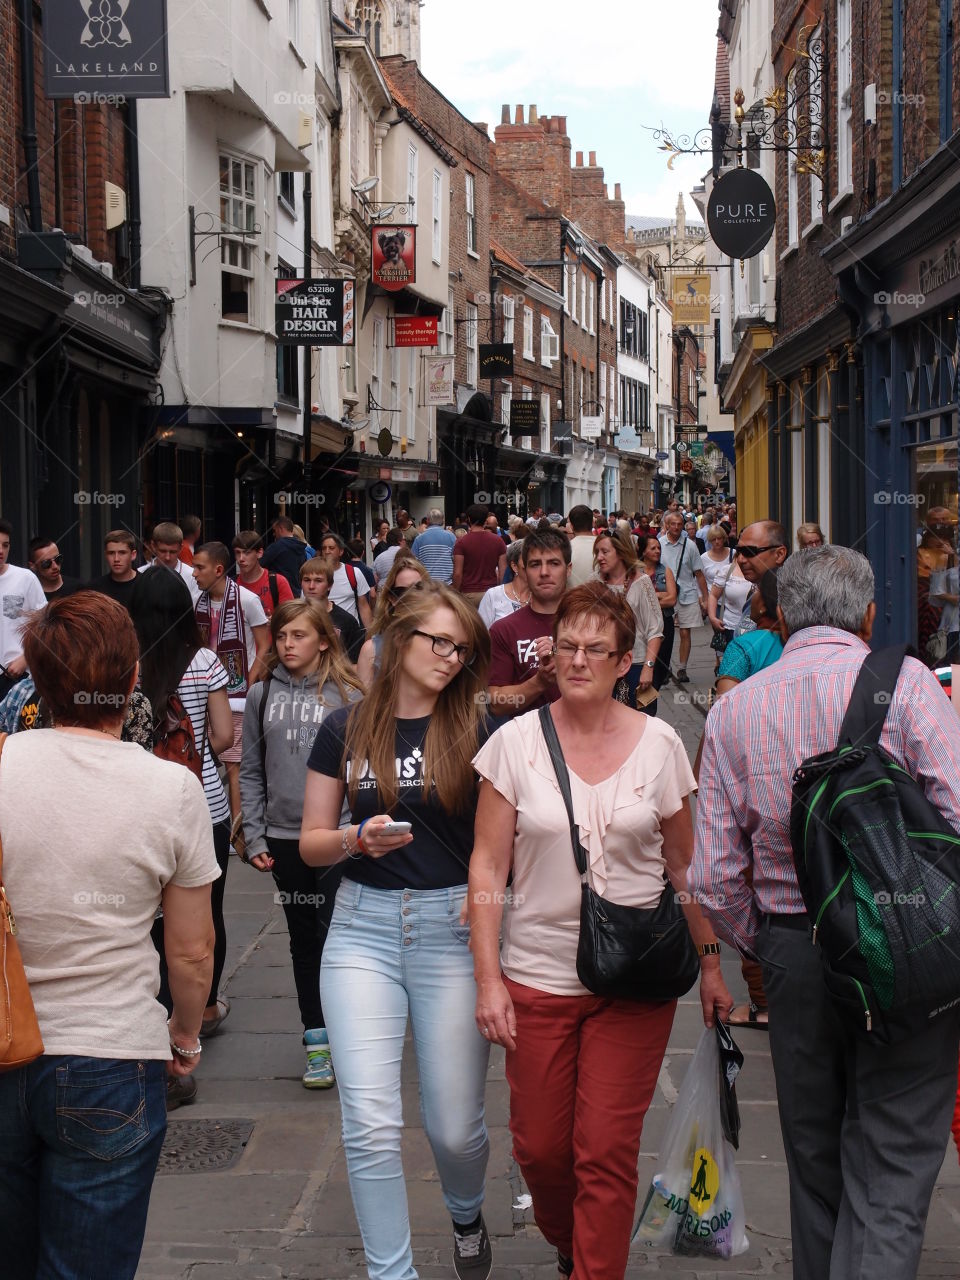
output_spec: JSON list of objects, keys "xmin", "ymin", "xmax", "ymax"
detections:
[{"xmin": 169, "ymin": 1040, "xmax": 202, "ymax": 1058}]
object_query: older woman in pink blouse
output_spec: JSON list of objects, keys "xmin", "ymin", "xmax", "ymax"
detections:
[{"xmin": 468, "ymin": 583, "xmax": 731, "ymax": 1280}]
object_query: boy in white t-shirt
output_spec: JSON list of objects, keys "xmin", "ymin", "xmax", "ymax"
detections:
[
  {"xmin": 0, "ymin": 518, "xmax": 48, "ymax": 700},
  {"xmin": 192, "ymin": 543, "xmax": 269, "ymax": 832}
]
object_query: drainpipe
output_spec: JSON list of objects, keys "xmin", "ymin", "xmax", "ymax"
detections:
[
  {"xmin": 127, "ymin": 100, "xmax": 142, "ymax": 288},
  {"xmin": 18, "ymin": 0, "xmax": 42, "ymax": 231}
]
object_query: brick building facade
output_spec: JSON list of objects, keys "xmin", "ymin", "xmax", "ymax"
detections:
[{"xmin": 0, "ymin": 1, "xmax": 165, "ymax": 572}]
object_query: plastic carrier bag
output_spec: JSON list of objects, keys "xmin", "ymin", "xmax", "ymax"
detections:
[{"xmin": 633, "ymin": 1023, "xmax": 749, "ymax": 1259}]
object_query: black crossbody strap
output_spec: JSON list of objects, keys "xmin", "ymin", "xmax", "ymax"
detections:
[
  {"xmin": 837, "ymin": 644, "xmax": 908, "ymax": 748},
  {"xmin": 537, "ymin": 706, "xmax": 588, "ymax": 877},
  {"xmin": 257, "ymin": 674, "xmax": 274, "ymax": 778}
]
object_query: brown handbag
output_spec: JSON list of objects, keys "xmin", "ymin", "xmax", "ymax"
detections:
[{"xmin": 0, "ymin": 734, "xmax": 44, "ymax": 1071}]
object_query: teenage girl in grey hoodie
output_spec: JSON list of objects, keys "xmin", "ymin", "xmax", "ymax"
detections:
[{"xmin": 239, "ymin": 598, "xmax": 363, "ymax": 1088}]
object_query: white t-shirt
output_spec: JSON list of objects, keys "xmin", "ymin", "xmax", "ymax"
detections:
[
  {"xmin": 138, "ymin": 558, "xmax": 200, "ymax": 602},
  {"xmin": 0, "ymin": 564, "xmax": 47, "ymax": 668},
  {"xmin": 178, "ymin": 648, "xmax": 230, "ymax": 824},
  {"xmin": 202, "ymin": 584, "xmax": 267, "ymax": 711},
  {"xmin": 568, "ymin": 536, "xmax": 597, "ymax": 587},
  {"xmin": 330, "ymin": 563, "xmax": 371, "ymax": 620},
  {"xmin": 0, "ymin": 730, "xmax": 219, "ymax": 1058}
]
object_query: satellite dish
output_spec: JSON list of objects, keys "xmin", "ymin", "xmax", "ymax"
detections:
[
  {"xmin": 353, "ymin": 176, "xmax": 378, "ymax": 195},
  {"xmin": 376, "ymin": 204, "xmax": 396, "ymax": 221}
]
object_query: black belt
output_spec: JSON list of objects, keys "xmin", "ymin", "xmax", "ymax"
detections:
[{"xmin": 763, "ymin": 912, "xmax": 811, "ymax": 932}]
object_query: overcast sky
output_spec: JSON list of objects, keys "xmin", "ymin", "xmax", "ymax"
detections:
[{"xmin": 420, "ymin": 0, "xmax": 720, "ymax": 224}]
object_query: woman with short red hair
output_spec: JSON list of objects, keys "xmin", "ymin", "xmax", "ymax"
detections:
[
  {"xmin": 469, "ymin": 583, "xmax": 732, "ymax": 1279},
  {"xmin": 0, "ymin": 592, "xmax": 219, "ymax": 1280}
]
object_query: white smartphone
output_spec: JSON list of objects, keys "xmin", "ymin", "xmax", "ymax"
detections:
[{"xmin": 379, "ymin": 821, "xmax": 412, "ymax": 836}]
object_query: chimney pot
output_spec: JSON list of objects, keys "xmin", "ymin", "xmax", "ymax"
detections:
[
  {"xmin": 529, "ymin": 104, "xmax": 538, "ymax": 123},
  {"xmin": 558, "ymin": 116, "xmax": 567, "ymax": 135},
  {"xmin": 576, "ymin": 151, "xmax": 583, "ymax": 166},
  {"xmin": 515, "ymin": 104, "xmax": 524, "ymax": 124},
  {"xmin": 501, "ymin": 104, "xmax": 510, "ymax": 124},
  {"xmin": 615, "ymin": 182, "xmax": 622, "ymax": 200},
  {"xmin": 589, "ymin": 151, "xmax": 597, "ymax": 166}
]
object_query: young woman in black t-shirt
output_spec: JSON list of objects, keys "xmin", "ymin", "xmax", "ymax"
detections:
[{"xmin": 301, "ymin": 581, "xmax": 494, "ymax": 1280}]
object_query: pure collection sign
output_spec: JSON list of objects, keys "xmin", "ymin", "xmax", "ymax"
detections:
[{"xmin": 706, "ymin": 169, "xmax": 776, "ymax": 260}]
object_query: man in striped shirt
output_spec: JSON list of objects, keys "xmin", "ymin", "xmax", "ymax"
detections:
[
  {"xmin": 412, "ymin": 508, "xmax": 456, "ymax": 585},
  {"xmin": 691, "ymin": 545, "xmax": 960, "ymax": 1280}
]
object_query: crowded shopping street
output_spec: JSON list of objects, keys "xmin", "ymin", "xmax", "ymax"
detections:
[{"xmin": 5, "ymin": 0, "xmax": 960, "ymax": 1276}]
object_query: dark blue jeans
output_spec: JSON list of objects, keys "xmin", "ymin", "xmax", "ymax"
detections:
[{"xmin": 0, "ymin": 1055, "xmax": 167, "ymax": 1279}]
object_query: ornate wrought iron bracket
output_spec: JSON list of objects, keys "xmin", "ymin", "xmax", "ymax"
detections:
[{"xmin": 189, "ymin": 206, "xmax": 261, "ymax": 287}]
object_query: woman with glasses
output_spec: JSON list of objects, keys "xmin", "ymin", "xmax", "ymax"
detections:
[
  {"xmin": 469, "ymin": 582, "xmax": 732, "ymax": 1280},
  {"xmin": 593, "ymin": 530, "xmax": 663, "ymax": 711},
  {"xmin": 355, "ymin": 553, "xmax": 428, "ymax": 685},
  {"xmin": 300, "ymin": 581, "xmax": 495, "ymax": 1280},
  {"xmin": 796, "ymin": 522, "xmax": 825, "ymax": 550}
]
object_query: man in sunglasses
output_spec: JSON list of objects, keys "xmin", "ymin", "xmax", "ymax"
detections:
[
  {"xmin": 730, "ymin": 522, "xmax": 789, "ymax": 636},
  {"xmin": 28, "ymin": 537, "xmax": 82, "ymax": 601}
]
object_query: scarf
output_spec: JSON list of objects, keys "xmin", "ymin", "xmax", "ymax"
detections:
[{"xmin": 196, "ymin": 576, "xmax": 249, "ymax": 696}]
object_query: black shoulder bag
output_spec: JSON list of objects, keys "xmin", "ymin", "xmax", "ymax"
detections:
[{"xmin": 537, "ymin": 706, "xmax": 700, "ymax": 1002}]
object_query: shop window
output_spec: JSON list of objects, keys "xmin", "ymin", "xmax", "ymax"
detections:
[
  {"xmin": 220, "ymin": 153, "xmax": 258, "ymax": 324},
  {"xmin": 465, "ymin": 173, "xmax": 477, "ymax": 255}
]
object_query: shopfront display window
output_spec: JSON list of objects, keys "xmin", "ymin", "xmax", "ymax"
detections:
[{"xmin": 914, "ymin": 440, "xmax": 958, "ymax": 664}]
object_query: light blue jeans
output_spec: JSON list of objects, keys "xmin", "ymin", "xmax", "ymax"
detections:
[{"xmin": 319, "ymin": 881, "xmax": 491, "ymax": 1280}]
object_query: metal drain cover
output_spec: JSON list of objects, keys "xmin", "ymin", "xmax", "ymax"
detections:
[{"xmin": 157, "ymin": 1118, "xmax": 255, "ymax": 1174}]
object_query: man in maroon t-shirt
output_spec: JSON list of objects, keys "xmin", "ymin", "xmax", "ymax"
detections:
[
  {"xmin": 487, "ymin": 529, "xmax": 571, "ymax": 717},
  {"xmin": 232, "ymin": 530, "xmax": 294, "ymax": 616},
  {"xmin": 452, "ymin": 504, "xmax": 507, "ymax": 607}
]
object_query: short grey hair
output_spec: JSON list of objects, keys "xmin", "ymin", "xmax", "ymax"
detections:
[
  {"xmin": 777, "ymin": 545, "xmax": 874, "ymax": 636},
  {"xmin": 505, "ymin": 539, "xmax": 525, "ymax": 566},
  {"xmin": 428, "ymin": 507, "xmax": 444, "ymax": 525}
]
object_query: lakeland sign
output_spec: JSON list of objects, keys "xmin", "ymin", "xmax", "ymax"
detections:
[{"xmin": 44, "ymin": 0, "xmax": 170, "ymax": 99}]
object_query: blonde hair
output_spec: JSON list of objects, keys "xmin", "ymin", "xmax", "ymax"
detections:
[
  {"xmin": 345, "ymin": 582, "xmax": 489, "ymax": 815},
  {"xmin": 796, "ymin": 522, "xmax": 825, "ymax": 548},
  {"xmin": 369, "ymin": 551, "xmax": 428, "ymax": 636},
  {"xmin": 266, "ymin": 598, "xmax": 364, "ymax": 701},
  {"xmin": 593, "ymin": 528, "xmax": 639, "ymax": 583},
  {"xmin": 300, "ymin": 556, "xmax": 335, "ymax": 586}
]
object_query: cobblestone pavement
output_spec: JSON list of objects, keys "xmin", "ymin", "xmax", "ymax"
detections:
[{"xmin": 139, "ymin": 628, "xmax": 960, "ymax": 1278}]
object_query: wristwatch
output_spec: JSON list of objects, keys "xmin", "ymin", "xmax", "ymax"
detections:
[
  {"xmin": 644, "ymin": 659, "xmax": 656, "ymax": 668},
  {"xmin": 696, "ymin": 942, "xmax": 722, "ymax": 957}
]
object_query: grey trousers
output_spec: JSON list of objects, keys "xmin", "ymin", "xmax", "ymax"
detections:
[{"xmin": 757, "ymin": 916, "xmax": 959, "ymax": 1280}]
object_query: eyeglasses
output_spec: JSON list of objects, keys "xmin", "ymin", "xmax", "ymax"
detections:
[
  {"xmin": 553, "ymin": 641, "xmax": 619, "ymax": 662},
  {"xmin": 411, "ymin": 629, "xmax": 476, "ymax": 666},
  {"xmin": 36, "ymin": 554, "xmax": 63, "ymax": 570},
  {"xmin": 735, "ymin": 544, "xmax": 785, "ymax": 559}
]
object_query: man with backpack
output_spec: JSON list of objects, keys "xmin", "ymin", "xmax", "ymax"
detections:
[
  {"xmin": 232, "ymin": 531, "xmax": 294, "ymax": 617},
  {"xmin": 690, "ymin": 545, "xmax": 960, "ymax": 1280},
  {"xmin": 318, "ymin": 532, "xmax": 372, "ymax": 629}
]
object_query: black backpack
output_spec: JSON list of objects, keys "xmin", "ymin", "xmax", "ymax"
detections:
[{"xmin": 790, "ymin": 645, "xmax": 960, "ymax": 1044}]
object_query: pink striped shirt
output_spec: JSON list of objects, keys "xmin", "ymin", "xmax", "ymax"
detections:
[{"xmin": 690, "ymin": 627, "xmax": 960, "ymax": 956}]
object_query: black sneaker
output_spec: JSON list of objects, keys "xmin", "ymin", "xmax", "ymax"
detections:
[
  {"xmin": 557, "ymin": 1251, "xmax": 574, "ymax": 1277},
  {"xmin": 452, "ymin": 1213, "xmax": 492, "ymax": 1280}
]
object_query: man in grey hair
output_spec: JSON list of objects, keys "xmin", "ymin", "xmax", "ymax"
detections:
[
  {"xmin": 412, "ymin": 506, "xmax": 456, "ymax": 584},
  {"xmin": 691, "ymin": 545, "xmax": 960, "ymax": 1280}
]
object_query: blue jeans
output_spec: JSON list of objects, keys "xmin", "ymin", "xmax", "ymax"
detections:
[
  {"xmin": 320, "ymin": 881, "xmax": 490, "ymax": 1280},
  {"xmin": 0, "ymin": 1055, "xmax": 167, "ymax": 1279}
]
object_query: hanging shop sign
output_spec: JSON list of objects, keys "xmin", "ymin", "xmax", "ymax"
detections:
[
  {"xmin": 655, "ymin": 450, "xmax": 670, "ymax": 460},
  {"xmin": 425, "ymin": 355, "xmax": 454, "ymax": 405},
  {"xmin": 580, "ymin": 415, "xmax": 603, "ymax": 440},
  {"xmin": 479, "ymin": 343, "xmax": 514, "ymax": 378},
  {"xmin": 672, "ymin": 274, "xmax": 712, "ymax": 326},
  {"xmin": 680, "ymin": 457, "xmax": 695, "ymax": 473},
  {"xmin": 368, "ymin": 480, "xmax": 391, "ymax": 504},
  {"xmin": 371, "ymin": 226, "xmax": 416, "ymax": 291},
  {"xmin": 377, "ymin": 428, "xmax": 394, "ymax": 456},
  {"xmin": 275, "ymin": 279, "xmax": 355, "ymax": 345},
  {"xmin": 706, "ymin": 168, "xmax": 776, "ymax": 259},
  {"xmin": 43, "ymin": 0, "xmax": 171, "ymax": 98},
  {"xmin": 393, "ymin": 316, "xmax": 438, "ymax": 347},
  {"xmin": 510, "ymin": 398, "xmax": 540, "ymax": 437}
]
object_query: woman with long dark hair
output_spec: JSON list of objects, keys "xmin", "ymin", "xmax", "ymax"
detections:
[
  {"xmin": 131, "ymin": 567, "xmax": 234, "ymax": 1079},
  {"xmin": 239, "ymin": 599, "xmax": 364, "ymax": 1088},
  {"xmin": 301, "ymin": 581, "xmax": 494, "ymax": 1280}
]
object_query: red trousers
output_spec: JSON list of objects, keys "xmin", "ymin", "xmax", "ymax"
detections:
[
  {"xmin": 953, "ymin": 1054, "xmax": 960, "ymax": 1162},
  {"xmin": 503, "ymin": 975, "xmax": 676, "ymax": 1280}
]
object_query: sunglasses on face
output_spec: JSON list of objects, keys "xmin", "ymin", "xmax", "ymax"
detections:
[
  {"xmin": 36, "ymin": 554, "xmax": 63, "ymax": 570},
  {"xmin": 735, "ymin": 544, "xmax": 785, "ymax": 559}
]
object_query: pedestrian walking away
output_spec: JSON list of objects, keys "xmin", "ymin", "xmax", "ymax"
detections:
[
  {"xmin": 0, "ymin": 593, "xmax": 218, "ymax": 1280},
  {"xmin": 657, "ymin": 512, "xmax": 708, "ymax": 684},
  {"xmin": 452, "ymin": 504, "xmax": 507, "ymax": 607},
  {"xmin": 412, "ymin": 507, "xmax": 457, "ymax": 584},
  {"xmin": 300, "ymin": 580, "xmax": 494, "ymax": 1280},
  {"xmin": 239, "ymin": 597, "xmax": 364, "ymax": 1088},
  {"xmin": 0, "ymin": 518, "xmax": 47, "ymax": 702},
  {"xmin": 692, "ymin": 546, "xmax": 960, "ymax": 1280},
  {"xmin": 470, "ymin": 582, "xmax": 732, "ymax": 1280}
]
